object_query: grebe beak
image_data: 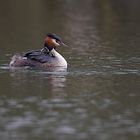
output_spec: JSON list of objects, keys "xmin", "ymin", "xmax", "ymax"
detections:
[{"xmin": 60, "ymin": 42, "xmax": 69, "ymax": 47}]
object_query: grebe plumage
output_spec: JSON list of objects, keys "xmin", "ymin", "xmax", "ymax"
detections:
[{"xmin": 10, "ymin": 33, "xmax": 67, "ymax": 68}]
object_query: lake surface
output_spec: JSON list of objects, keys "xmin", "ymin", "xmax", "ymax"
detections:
[{"xmin": 0, "ymin": 0, "xmax": 140, "ymax": 140}]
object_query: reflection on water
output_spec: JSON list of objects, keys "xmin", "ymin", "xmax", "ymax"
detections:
[
  {"xmin": 0, "ymin": 0, "xmax": 140, "ymax": 140},
  {"xmin": 10, "ymin": 67, "xmax": 67, "ymax": 96},
  {"xmin": 0, "ymin": 67, "xmax": 69, "ymax": 139}
]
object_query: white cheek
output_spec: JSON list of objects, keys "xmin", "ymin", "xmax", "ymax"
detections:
[{"xmin": 52, "ymin": 39, "xmax": 60, "ymax": 46}]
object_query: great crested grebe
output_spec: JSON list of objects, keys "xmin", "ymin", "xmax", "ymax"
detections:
[{"xmin": 10, "ymin": 33, "xmax": 68, "ymax": 68}]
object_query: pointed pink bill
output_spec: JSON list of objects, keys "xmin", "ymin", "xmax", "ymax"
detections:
[{"xmin": 61, "ymin": 42, "xmax": 69, "ymax": 47}]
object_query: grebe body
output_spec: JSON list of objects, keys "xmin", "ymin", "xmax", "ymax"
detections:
[{"xmin": 10, "ymin": 33, "xmax": 67, "ymax": 68}]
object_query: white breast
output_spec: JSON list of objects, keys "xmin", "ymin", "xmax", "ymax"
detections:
[{"xmin": 51, "ymin": 49, "xmax": 67, "ymax": 68}]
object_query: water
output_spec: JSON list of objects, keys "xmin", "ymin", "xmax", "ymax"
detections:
[{"xmin": 0, "ymin": 0, "xmax": 140, "ymax": 140}]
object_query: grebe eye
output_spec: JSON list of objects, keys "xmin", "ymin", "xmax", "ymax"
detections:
[{"xmin": 56, "ymin": 40, "xmax": 61, "ymax": 44}]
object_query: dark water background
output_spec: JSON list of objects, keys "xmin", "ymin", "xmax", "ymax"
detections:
[{"xmin": 0, "ymin": 0, "xmax": 140, "ymax": 140}]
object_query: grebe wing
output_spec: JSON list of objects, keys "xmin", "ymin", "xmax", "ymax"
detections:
[{"xmin": 24, "ymin": 50, "xmax": 50, "ymax": 63}]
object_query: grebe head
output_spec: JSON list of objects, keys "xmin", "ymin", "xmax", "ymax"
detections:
[{"xmin": 44, "ymin": 33, "xmax": 67, "ymax": 50}]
